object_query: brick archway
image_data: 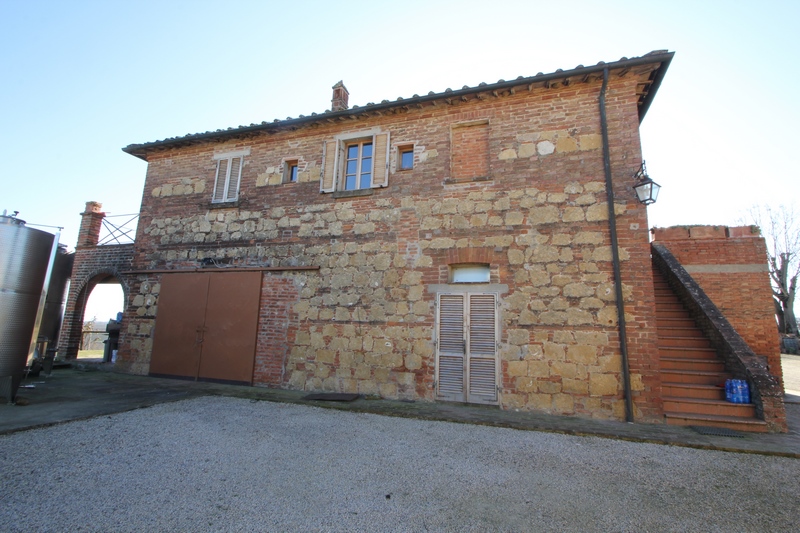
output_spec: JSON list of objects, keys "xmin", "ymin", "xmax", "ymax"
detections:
[{"xmin": 58, "ymin": 202, "xmax": 135, "ymax": 360}]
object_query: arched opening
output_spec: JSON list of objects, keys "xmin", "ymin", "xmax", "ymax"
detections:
[{"xmin": 76, "ymin": 275, "xmax": 125, "ymax": 362}]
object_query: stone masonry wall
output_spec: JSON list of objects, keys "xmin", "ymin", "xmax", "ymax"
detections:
[
  {"xmin": 652, "ymin": 225, "xmax": 782, "ymax": 383},
  {"xmin": 121, "ymin": 73, "xmax": 663, "ymax": 422}
]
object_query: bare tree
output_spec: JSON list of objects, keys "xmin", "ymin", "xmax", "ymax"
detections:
[{"xmin": 744, "ymin": 205, "xmax": 800, "ymax": 336}]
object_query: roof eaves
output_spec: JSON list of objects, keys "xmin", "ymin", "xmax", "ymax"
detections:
[{"xmin": 122, "ymin": 50, "xmax": 674, "ymax": 160}]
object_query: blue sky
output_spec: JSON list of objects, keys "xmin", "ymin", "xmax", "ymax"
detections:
[{"xmin": 2, "ymin": 0, "xmax": 798, "ymax": 318}]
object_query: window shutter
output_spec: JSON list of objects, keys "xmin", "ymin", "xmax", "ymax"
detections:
[
  {"xmin": 467, "ymin": 294, "xmax": 498, "ymax": 404},
  {"xmin": 436, "ymin": 294, "xmax": 465, "ymax": 401},
  {"xmin": 371, "ymin": 132, "xmax": 390, "ymax": 188},
  {"xmin": 321, "ymin": 140, "xmax": 337, "ymax": 193},
  {"xmin": 226, "ymin": 156, "xmax": 242, "ymax": 201},
  {"xmin": 213, "ymin": 159, "xmax": 229, "ymax": 202}
]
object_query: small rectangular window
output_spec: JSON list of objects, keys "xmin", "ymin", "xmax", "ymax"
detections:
[
  {"xmin": 451, "ymin": 264, "xmax": 491, "ymax": 283},
  {"xmin": 399, "ymin": 145, "xmax": 414, "ymax": 170},
  {"xmin": 284, "ymin": 160, "xmax": 299, "ymax": 183}
]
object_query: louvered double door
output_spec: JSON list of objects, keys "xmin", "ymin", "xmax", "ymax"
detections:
[{"xmin": 436, "ymin": 293, "xmax": 499, "ymax": 405}]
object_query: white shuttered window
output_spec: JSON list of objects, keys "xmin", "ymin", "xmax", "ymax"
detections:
[
  {"xmin": 212, "ymin": 151, "xmax": 246, "ymax": 203},
  {"xmin": 436, "ymin": 293, "xmax": 499, "ymax": 405}
]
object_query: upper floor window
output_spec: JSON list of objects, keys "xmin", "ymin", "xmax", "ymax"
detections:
[
  {"xmin": 284, "ymin": 159, "xmax": 299, "ymax": 183},
  {"xmin": 398, "ymin": 145, "xmax": 414, "ymax": 170},
  {"xmin": 345, "ymin": 141, "xmax": 372, "ymax": 190},
  {"xmin": 212, "ymin": 149, "xmax": 248, "ymax": 203},
  {"xmin": 321, "ymin": 129, "xmax": 389, "ymax": 194}
]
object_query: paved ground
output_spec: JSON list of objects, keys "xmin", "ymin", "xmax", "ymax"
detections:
[
  {"xmin": 1, "ymin": 357, "xmax": 798, "ymax": 531},
  {"xmin": 2, "ymin": 356, "xmax": 800, "ymax": 456},
  {"xmin": 783, "ymin": 354, "xmax": 800, "ymax": 396},
  {"xmin": 2, "ymin": 396, "xmax": 798, "ymax": 532}
]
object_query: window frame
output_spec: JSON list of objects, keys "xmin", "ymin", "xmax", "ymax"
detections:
[
  {"xmin": 398, "ymin": 144, "xmax": 414, "ymax": 171},
  {"xmin": 283, "ymin": 159, "xmax": 299, "ymax": 184},
  {"xmin": 343, "ymin": 138, "xmax": 374, "ymax": 191},
  {"xmin": 450, "ymin": 263, "xmax": 491, "ymax": 283},
  {"xmin": 211, "ymin": 149, "xmax": 249, "ymax": 203},
  {"xmin": 321, "ymin": 128, "xmax": 389, "ymax": 193}
]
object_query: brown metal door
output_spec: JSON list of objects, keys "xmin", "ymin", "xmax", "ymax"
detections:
[
  {"xmin": 197, "ymin": 271, "xmax": 261, "ymax": 384},
  {"xmin": 149, "ymin": 273, "xmax": 209, "ymax": 378}
]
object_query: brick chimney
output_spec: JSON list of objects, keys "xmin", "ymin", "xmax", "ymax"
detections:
[
  {"xmin": 77, "ymin": 201, "xmax": 105, "ymax": 247},
  {"xmin": 331, "ymin": 81, "xmax": 349, "ymax": 112}
]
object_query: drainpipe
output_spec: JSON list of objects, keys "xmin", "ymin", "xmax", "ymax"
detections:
[{"xmin": 599, "ymin": 67, "xmax": 634, "ymax": 423}]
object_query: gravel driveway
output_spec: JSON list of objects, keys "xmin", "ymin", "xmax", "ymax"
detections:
[{"xmin": 1, "ymin": 396, "xmax": 797, "ymax": 532}]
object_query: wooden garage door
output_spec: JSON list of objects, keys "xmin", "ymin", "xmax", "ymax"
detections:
[
  {"xmin": 435, "ymin": 293, "xmax": 499, "ymax": 405},
  {"xmin": 150, "ymin": 271, "xmax": 261, "ymax": 384}
]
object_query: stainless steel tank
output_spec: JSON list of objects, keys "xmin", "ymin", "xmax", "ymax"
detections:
[
  {"xmin": 0, "ymin": 214, "xmax": 56, "ymax": 401},
  {"xmin": 37, "ymin": 245, "xmax": 73, "ymax": 348}
]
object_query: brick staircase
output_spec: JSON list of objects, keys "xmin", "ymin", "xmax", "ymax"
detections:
[{"xmin": 653, "ymin": 265, "xmax": 767, "ymax": 432}]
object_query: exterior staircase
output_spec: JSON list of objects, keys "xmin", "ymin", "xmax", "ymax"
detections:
[{"xmin": 653, "ymin": 264, "xmax": 768, "ymax": 432}]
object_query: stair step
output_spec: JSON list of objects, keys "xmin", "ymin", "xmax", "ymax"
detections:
[
  {"xmin": 657, "ymin": 318, "xmax": 698, "ymax": 328},
  {"xmin": 661, "ymin": 357, "xmax": 725, "ymax": 372},
  {"xmin": 658, "ymin": 309, "xmax": 694, "ymax": 318},
  {"xmin": 662, "ymin": 383, "xmax": 725, "ymax": 400},
  {"xmin": 657, "ymin": 336, "xmax": 713, "ymax": 348},
  {"xmin": 661, "ymin": 369, "xmax": 730, "ymax": 385},
  {"xmin": 663, "ymin": 396, "xmax": 756, "ymax": 417},
  {"xmin": 659, "ymin": 346, "xmax": 719, "ymax": 358},
  {"xmin": 664, "ymin": 412, "xmax": 768, "ymax": 433},
  {"xmin": 656, "ymin": 327, "xmax": 706, "ymax": 338}
]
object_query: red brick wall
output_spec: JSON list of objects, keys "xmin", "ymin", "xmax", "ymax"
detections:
[
  {"xmin": 451, "ymin": 122, "xmax": 489, "ymax": 181},
  {"xmin": 59, "ymin": 243, "xmax": 134, "ymax": 359},
  {"xmin": 253, "ymin": 274, "xmax": 299, "ymax": 386},
  {"xmin": 652, "ymin": 226, "xmax": 782, "ymax": 381}
]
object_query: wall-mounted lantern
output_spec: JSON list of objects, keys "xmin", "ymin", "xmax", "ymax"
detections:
[{"xmin": 632, "ymin": 161, "xmax": 661, "ymax": 205}]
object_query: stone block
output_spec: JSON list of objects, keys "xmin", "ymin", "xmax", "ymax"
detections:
[
  {"xmin": 585, "ymin": 203, "xmax": 609, "ymax": 222},
  {"xmin": 517, "ymin": 377, "xmax": 536, "ymax": 393},
  {"xmin": 567, "ymin": 345, "xmax": 597, "ymax": 364},
  {"xmin": 562, "ymin": 207, "xmax": 585, "ymax": 222},
  {"xmin": 505, "ymin": 212, "xmax": 524, "ymax": 225},
  {"xmin": 579, "ymin": 134, "xmax": 602, "ymax": 150},
  {"xmin": 589, "ymin": 373, "xmax": 618, "ymax": 396},
  {"xmin": 566, "ymin": 308, "xmax": 594, "ymax": 325},
  {"xmin": 507, "ymin": 329, "xmax": 530, "ymax": 345},
  {"xmin": 537, "ymin": 141, "xmax": 555, "ymax": 155},
  {"xmin": 528, "ymin": 206, "xmax": 559, "ymax": 225},
  {"xmin": 539, "ymin": 311, "xmax": 567, "ymax": 325},
  {"xmin": 543, "ymin": 342, "xmax": 565, "ymax": 360},
  {"xmin": 499, "ymin": 148, "xmax": 517, "ymax": 160},
  {"xmin": 562, "ymin": 378, "xmax": 588, "ymax": 395},
  {"xmin": 507, "ymin": 360, "xmax": 528, "ymax": 377},
  {"xmin": 563, "ymin": 282, "xmax": 594, "ymax": 298},
  {"xmin": 518, "ymin": 143, "xmax": 536, "ymax": 158},
  {"xmin": 525, "ymin": 360, "xmax": 547, "ymax": 377},
  {"xmin": 552, "ymin": 393, "xmax": 575, "ymax": 413},
  {"xmin": 508, "ymin": 249, "xmax": 524, "ymax": 265},
  {"xmin": 538, "ymin": 380, "xmax": 562, "ymax": 394}
]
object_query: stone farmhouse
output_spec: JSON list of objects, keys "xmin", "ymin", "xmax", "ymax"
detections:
[{"xmin": 59, "ymin": 50, "xmax": 787, "ymax": 431}]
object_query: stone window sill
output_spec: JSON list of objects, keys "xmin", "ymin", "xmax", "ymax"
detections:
[
  {"xmin": 443, "ymin": 176, "xmax": 492, "ymax": 185},
  {"xmin": 207, "ymin": 200, "xmax": 240, "ymax": 209},
  {"xmin": 332, "ymin": 189, "xmax": 374, "ymax": 199}
]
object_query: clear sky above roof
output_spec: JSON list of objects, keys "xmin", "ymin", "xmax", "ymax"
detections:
[{"xmin": 2, "ymin": 0, "xmax": 798, "ymax": 252}]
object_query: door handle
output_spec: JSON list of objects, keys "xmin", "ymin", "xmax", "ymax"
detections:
[{"xmin": 195, "ymin": 326, "xmax": 207, "ymax": 344}]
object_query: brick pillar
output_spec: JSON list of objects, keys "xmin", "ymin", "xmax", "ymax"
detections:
[{"xmin": 78, "ymin": 201, "xmax": 104, "ymax": 247}]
